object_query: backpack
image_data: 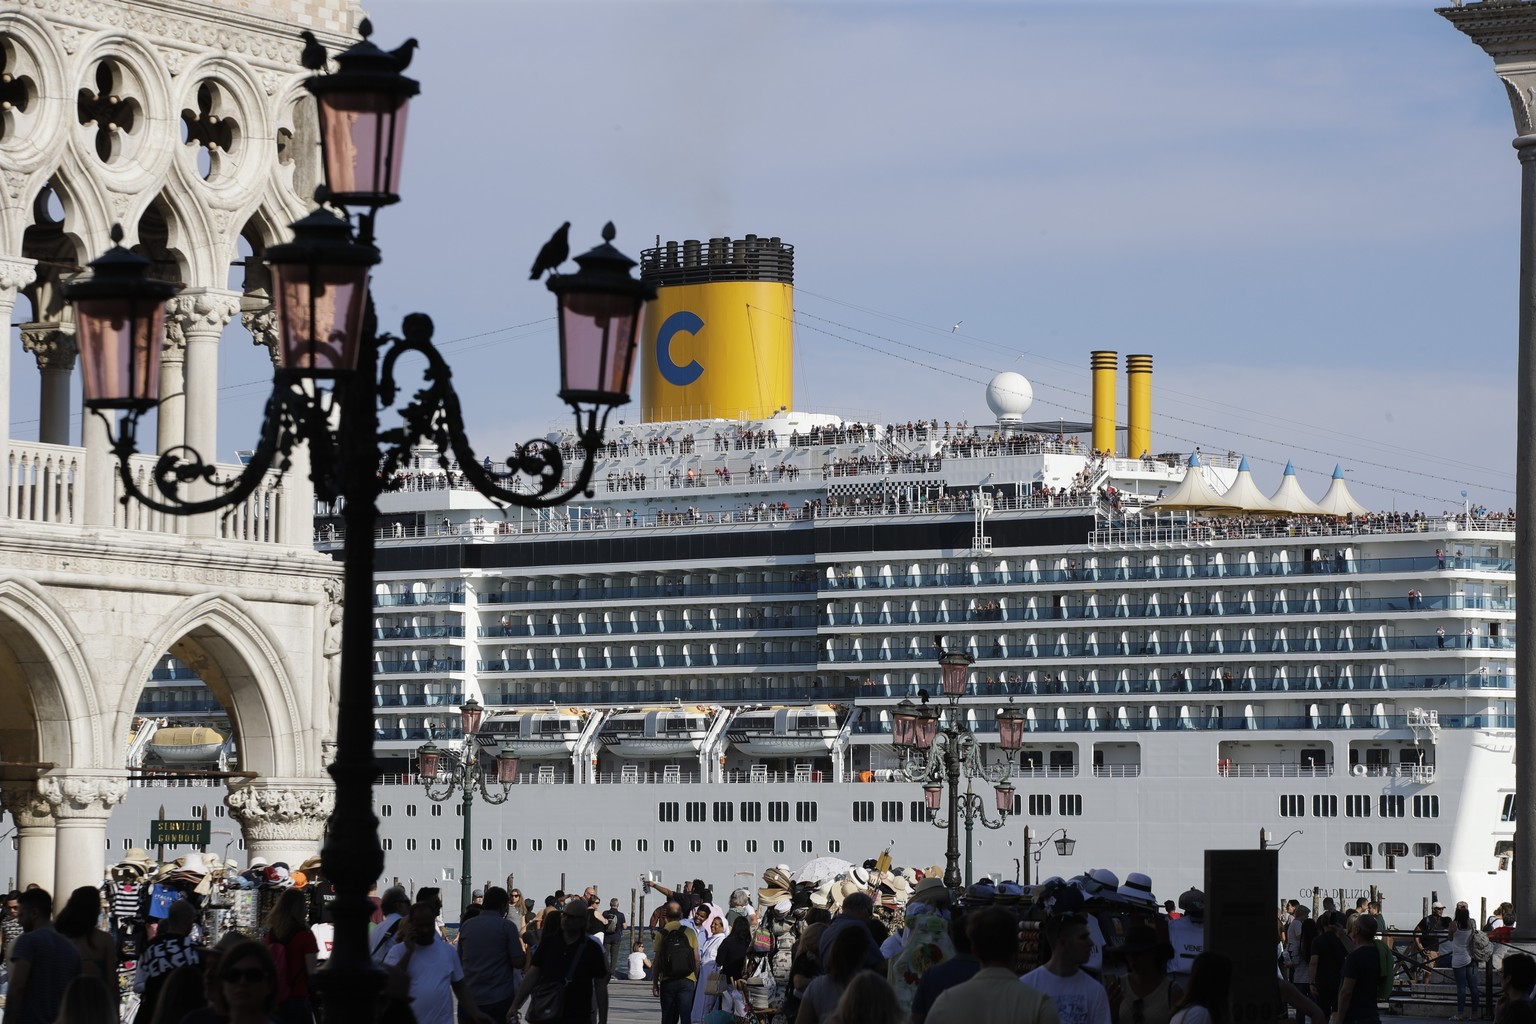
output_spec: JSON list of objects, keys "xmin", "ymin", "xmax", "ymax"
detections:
[
  {"xmin": 1471, "ymin": 927, "xmax": 1492, "ymax": 965},
  {"xmin": 266, "ymin": 934, "xmax": 292, "ymax": 1003},
  {"xmin": 605, "ymin": 912, "xmax": 620, "ymax": 935},
  {"xmin": 1374, "ymin": 940, "xmax": 1394, "ymax": 1000},
  {"xmin": 658, "ymin": 926, "xmax": 694, "ymax": 979}
]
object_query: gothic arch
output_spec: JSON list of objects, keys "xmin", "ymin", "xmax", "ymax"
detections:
[
  {"xmin": 117, "ymin": 592, "xmax": 313, "ymax": 779},
  {"xmin": 0, "ymin": 576, "xmax": 103, "ymax": 769}
]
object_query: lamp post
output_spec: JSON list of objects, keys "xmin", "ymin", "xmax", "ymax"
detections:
[
  {"xmin": 60, "ymin": 19, "xmax": 653, "ymax": 1020},
  {"xmin": 1021, "ymin": 825, "xmax": 1075, "ymax": 886},
  {"xmin": 415, "ymin": 698, "xmax": 517, "ymax": 913},
  {"xmin": 890, "ymin": 643, "xmax": 1023, "ymax": 891}
]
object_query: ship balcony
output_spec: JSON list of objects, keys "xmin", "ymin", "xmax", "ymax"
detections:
[
  {"xmin": 135, "ymin": 699, "xmax": 227, "ymax": 715},
  {"xmin": 372, "ymin": 691, "xmax": 465, "ymax": 708},
  {"xmin": 373, "ymin": 591, "xmax": 465, "ymax": 607},
  {"xmin": 479, "ymin": 579, "xmax": 818, "ymax": 605},
  {"xmin": 373, "ymin": 726, "xmax": 463, "ymax": 741},
  {"xmin": 842, "ymin": 632, "xmax": 1516, "ymax": 663},
  {"xmin": 373, "ymin": 625, "xmax": 466, "ymax": 640},
  {"xmin": 373, "ymin": 659, "xmax": 466, "ymax": 675},
  {"xmin": 480, "ymin": 681, "xmax": 863, "ymax": 706},
  {"xmin": 480, "ymin": 615, "xmax": 818, "ymax": 638},
  {"xmin": 851, "ymin": 712, "xmax": 1514, "ymax": 735},
  {"xmin": 477, "ymin": 651, "xmax": 817, "ymax": 672},
  {"xmin": 1215, "ymin": 762, "xmax": 1334, "ymax": 778}
]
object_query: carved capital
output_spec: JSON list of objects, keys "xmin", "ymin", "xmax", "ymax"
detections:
[
  {"xmin": 19, "ymin": 323, "xmax": 78, "ymax": 372},
  {"xmin": 38, "ymin": 772, "xmax": 128, "ymax": 821},
  {"xmin": 0, "ymin": 783, "xmax": 53, "ymax": 826},
  {"xmin": 242, "ymin": 301, "xmax": 280, "ymax": 366},
  {"xmin": 226, "ymin": 780, "xmax": 335, "ymax": 843},
  {"xmin": 166, "ymin": 290, "xmax": 241, "ymax": 346},
  {"xmin": 0, "ymin": 257, "xmax": 37, "ymax": 297}
]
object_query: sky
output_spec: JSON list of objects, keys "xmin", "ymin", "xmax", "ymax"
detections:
[{"xmin": 10, "ymin": 0, "xmax": 1524, "ymax": 513}]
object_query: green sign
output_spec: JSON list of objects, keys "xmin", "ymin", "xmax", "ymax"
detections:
[{"xmin": 150, "ymin": 819, "xmax": 211, "ymax": 848}]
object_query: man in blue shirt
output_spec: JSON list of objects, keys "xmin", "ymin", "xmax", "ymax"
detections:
[{"xmin": 4, "ymin": 889, "xmax": 80, "ymax": 1024}]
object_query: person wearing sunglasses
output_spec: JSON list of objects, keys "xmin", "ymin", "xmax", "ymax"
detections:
[{"xmin": 213, "ymin": 940, "xmax": 279, "ymax": 1024}]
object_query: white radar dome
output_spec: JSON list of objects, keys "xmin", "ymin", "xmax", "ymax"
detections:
[{"xmin": 986, "ymin": 371, "xmax": 1034, "ymax": 422}]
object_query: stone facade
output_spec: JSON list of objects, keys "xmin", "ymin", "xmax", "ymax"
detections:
[{"xmin": 0, "ymin": 0, "xmax": 359, "ymax": 890}]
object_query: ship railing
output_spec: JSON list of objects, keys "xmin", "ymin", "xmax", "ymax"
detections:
[
  {"xmin": 127, "ymin": 776, "xmax": 226, "ymax": 788},
  {"xmin": 1092, "ymin": 515, "xmax": 1515, "ymax": 546},
  {"xmin": 593, "ymin": 770, "xmax": 701, "ymax": 784},
  {"xmin": 1353, "ymin": 764, "xmax": 1438, "ymax": 782},
  {"xmin": 719, "ymin": 769, "xmax": 830, "ymax": 784},
  {"xmin": 1216, "ymin": 763, "xmax": 1334, "ymax": 778},
  {"xmin": 1091, "ymin": 764, "xmax": 1142, "ymax": 778}
]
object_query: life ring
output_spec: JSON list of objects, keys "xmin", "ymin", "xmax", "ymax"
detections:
[{"xmin": 1351, "ymin": 764, "xmax": 1367, "ymax": 777}]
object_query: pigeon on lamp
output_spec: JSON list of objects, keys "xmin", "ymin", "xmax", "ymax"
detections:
[
  {"xmin": 529, "ymin": 222, "xmax": 571, "ymax": 280},
  {"xmin": 388, "ymin": 38, "xmax": 419, "ymax": 71},
  {"xmin": 299, "ymin": 31, "xmax": 327, "ymax": 71}
]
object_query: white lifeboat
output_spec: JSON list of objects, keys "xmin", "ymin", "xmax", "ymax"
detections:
[
  {"xmin": 147, "ymin": 726, "xmax": 226, "ymax": 764},
  {"xmin": 727, "ymin": 705, "xmax": 841, "ymax": 756},
  {"xmin": 600, "ymin": 707, "xmax": 711, "ymax": 758},
  {"xmin": 480, "ymin": 709, "xmax": 585, "ymax": 760}
]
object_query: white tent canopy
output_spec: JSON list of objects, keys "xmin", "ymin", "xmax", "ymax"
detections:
[
  {"xmin": 1314, "ymin": 464, "xmax": 1370, "ymax": 518},
  {"xmin": 1205, "ymin": 456, "xmax": 1282, "ymax": 515},
  {"xmin": 1147, "ymin": 454, "xmax": 1229, "ymax": 512},
  {"xmin": 1268, "ymin": 460, "xmax": 1327, "ymax": 516}
]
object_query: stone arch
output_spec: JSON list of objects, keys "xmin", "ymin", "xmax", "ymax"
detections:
[
  {"xmin": 0, "ymin": 12, "xmax": 73, "ymax": 250},
  {"xmin": 0, "ymin": 576, "xmax": 104, "ymax": 768},
  {"xmin": 171, "ymin": 53, "xmax": 274, "ymax": 204},
  {"xmin": 117, "ymin": 593, "xmax": 311, "ymax": 779},
  {"xmin": 68, "ymin": 33, "xmax": 179, "ymax": 198}
]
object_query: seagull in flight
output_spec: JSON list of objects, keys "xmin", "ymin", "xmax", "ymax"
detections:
[{"xmin": 951, "ymin": 321, "xmax": 963, "ymax": 333}]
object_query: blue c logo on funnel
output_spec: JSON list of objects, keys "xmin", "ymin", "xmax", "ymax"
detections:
[{"xmin": 655, "ymin": 311, "xmax": 705, "ymax": 386}]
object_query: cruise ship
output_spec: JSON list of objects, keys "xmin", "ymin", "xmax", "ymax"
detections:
[{"xmin": 108, "ymin": 234, "xmax": 1513, "ymax": 917}]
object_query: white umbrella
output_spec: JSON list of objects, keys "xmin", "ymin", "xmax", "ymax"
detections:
[{"xmin": 794, "ymin": 856, "xmax": 853, "ymax": 885}]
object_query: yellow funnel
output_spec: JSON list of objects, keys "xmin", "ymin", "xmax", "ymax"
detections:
[{"xmin": 1090, "ymin": 350, "xmax": 1117, "ymax": 455}]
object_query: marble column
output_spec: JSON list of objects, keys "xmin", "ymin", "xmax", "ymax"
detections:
[
  {"xmin": 0, "ymin": 784, "xmax": 55, "ymax": 893},
  {"xmin": 244, "ymin": 298, "xmax": 316, "ymax": 546},
  {"xmin": 38, "ymin": 771, "xmax": 127, "ymax": 894},
  {"xmin": 166, "ymin": 290, "xmax": 240, "ymax": 538},
  {"xmin": 18, "ymin": 323, "xmax": 77, "ymax": 446},
  {"xmin": 0, "ymin": 257, "xmax": 39, "ymax": 484},
  {"xmin": 226, "ymin": 779, "xmax": 335, "ymax": 869}
]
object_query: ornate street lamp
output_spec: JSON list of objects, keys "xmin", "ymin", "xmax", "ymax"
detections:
[
  {"xmin": 60, "ymin": 18, "xmax": 654, "ymax": 1021},
  {"xmin": 1022, "ymin": 826, "xmax": 1076, "ymax": 886},
  {"xmin": 416, "ymin": 699, "xmax": 516, "ymax": 913},
  {"xmin": 893, "ymin": 642, "xmax": 1016, "ymax": 891}
]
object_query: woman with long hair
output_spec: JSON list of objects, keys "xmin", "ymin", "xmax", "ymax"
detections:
[
  {"xmin": 56, "ymin": 975, "xmax": 118, "ymax": 1024},
  {"xmin": 796, "ymin": 926, "xmax": 872, "ymax": 1024},
  {"xmin": 213, "ymin": 940, "xmax": 280, "ymax": 1024},
  {"xmin": 1170, "ymin": 951, "xmax": 1233, "ymax": 1024},
  {"xmin": 263, "ymin": 888, "xmax": 319, "ymax": 1024},
  {"xmin": 827, "ymin": 972, "xmax": 904, "ymax": 1024},
  {"xmin": 1448, "ymin": 905, "xmax": 1482, "ymax": 1020},
  {"xmin": 56, "ymin": 886, "xmax": 118, "ymax": 991}
]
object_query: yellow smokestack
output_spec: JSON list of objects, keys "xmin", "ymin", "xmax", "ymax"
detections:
[
  {"xmin": 1127, "ymin": 354, "xmax": 1153, "ymax": 459},
  {"xmin": 1090, "ymin": 350, "xmax": 1117, "ymax": 455}
]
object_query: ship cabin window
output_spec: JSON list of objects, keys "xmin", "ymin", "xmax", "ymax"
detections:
[
  {"xmin": 382, "ymin": 839, "xmax": 392, "ymax": 851},
  {"xmin": 741, "ymin": 802, "xmax": 762, "ymax": 822},
  {"xmin": 1502, "ymin": 794, "xmax": 1517, "ymax": 822},
  {"xmin": 531, "ymin": 839, "xmax": 543, "ymax": 851},
  {"xmin": 1379, "ymin": 795, "xmax": 1406, "ymax": 818},
  {"xmin": 1414, "ymin": 843, "xmax": 1441, "ymax": 869},
  {"xmin": 1313, "ymin": 795, "xmax": 1338, "ymax": 817},
  {"xmin": 801, "ymin": 841, "xmax": 813, "ymax": 853},
  {"xmin": 1346, "ymin": 796, "xmax": 1371, "ymax": 817},
  {"xmin": 430, "ymin": 839, "xmax": 442, "ymax": 851},
  {"xmin": 381, "ymin": 805, "xmax": 392, "ymax": 817},
  {"xmin": 853, "ymin": 801, "xmax": 875, "ymax": 822},
  {"xmin": 407, "ymin": 839, "xmax": 417, "ymax": 851},
  {"xmin": 1279, "ymin": 795, "xmax": 1304, "ymax": 818},
  {"xmin": 1060, "ymin": 795, "xmax": 1083, "ymax": 816},
  {"xmin": 746, "ymin": 840, "xmax": 758, "ymax": 853},
  {"xmin": 1344, "ymin": 841, "xmax": 1371, "ymax": 868},
  {"xmin": 1413, "ymin": 796, "xmax": 1440, "ymax": 818},
  {"xmin": 713, "ymin": 802, "xmax": 733, "ymax": 822},
  {"xmin": 637, "ymin": 840, "xmax": 648, "ymax": 852},
  {"xmin": 881, "ymin": 801, "xmax": 904, "ymax": 822},
  {"xmin": 659, "ymin": 803, "xmax": 680, "ymax": 822},
  {"xmin": 769, "ymin": 802, "xmax": 790, "ymax": 822},
  {"xmin": 796, "ymin": 801, "xmax": 818, "ymax": 822},
  {"xmin": 508, "ymin": 840, "xmax": 516, "ymax": 851},
  {"xmin": 686, "ymin": 802, "xmax": 706, "ymax": 822},
  {"xmin": 406, "ymin": 805, "xmax": 417, "ymax": 817},
  {"xmin": 718, "ymin": 840, "xmax": 728, "ymax": 853},
  {"xmin": 1300, "ymin": 748, "xmax": 1326, "ymax": 771},
  {"xmin": 584, "ymin": 840, "xmax": 596, "ymax": 852},
  {"xmin": 690, "ymin": 840, "xmax": 702, "ymax": 853},
  {"xmin": 663, "ymin": 840, "xmax": 674, "ymax": 853},
  {"xmin": 611, "ymin": 840, "xmax": 622, "ymax": 852},
  {"xmin": 1379, "ymin": 842, "xmax": 1408, "ymax": 869},
  {"xmin": 431, "ymin": 805, "xmax": 442, "ymax": 817},
  {"xmin": 773, "ymin": 840, "xmax": 785, "ymax": 853},
  {"xmin": 1049, "ymin": 750, "xmax": 1075, "ymax": 770},
  {"xmin": 911, "ymin": 800, "xmax": 932, "ymax": 821},
  {"xmin": 482, "ymin": 839, "xmax": 492, "ymax": 851},
  {"xmin": 1028, "ymin": 795, "xmax": 1052, "ymax": 816},
  {"xmin": 558, "ymin": 839, "xmax": 570, "ymax": 852}
]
